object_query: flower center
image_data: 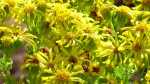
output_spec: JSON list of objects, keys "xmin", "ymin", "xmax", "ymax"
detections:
[
  {"xmin": 56, "ymin": 70, "xmax": 70, "ymax": 81},
  {"xmin": 132, "ymin": 42, "xmax": 142, "ymax": 52}
]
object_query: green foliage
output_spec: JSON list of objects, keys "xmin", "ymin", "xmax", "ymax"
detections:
[{"xmin": 0, "ymin": 55, "xmax": 12, "ymax": 72}]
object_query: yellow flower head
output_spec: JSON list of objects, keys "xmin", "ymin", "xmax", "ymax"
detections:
[
  {"xmin": 136, "ymin": 23, "xmax": 150, "ymax": 32},
  {"xmin": 3, "ymin": 0, "xmax": 16, "ymax": 7},
  {"xmin": 116, "ymin": 6, "xmax": 132, "ymax": 19},
  {"xmin": 55, "ymin": 69, "xmax": 70, "ymax": 81},
  {"xmin": 145, "ymin": 70, "xmax": 150, "ymax": 80},
  {"xmin": 24, "ymin": 2, "xmax": 37, "ymax": 14}
]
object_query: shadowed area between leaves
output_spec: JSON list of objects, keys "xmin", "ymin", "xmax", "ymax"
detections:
[{"xmin": 10, "ymin": 47, "xmax": 26, "ymax": 79}]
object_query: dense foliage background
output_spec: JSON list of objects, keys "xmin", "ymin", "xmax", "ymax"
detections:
[{"xmin": 0, "ymin": 0, "xmax": 150, "ymax": 84}]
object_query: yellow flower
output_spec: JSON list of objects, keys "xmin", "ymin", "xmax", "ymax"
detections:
[
  {"xmin": 116, "ymin": 6, "xmax": 132, "ymax": 19},
  {"xmin": 3, "ymin": 0, "xmax": 16, "ymax": 7},
  {"xmin": 145, "ymin": 70, "xmax": 150, "ymax": 80},
  {"xmin": 24, "ymin": 2, "xmax": 37, "ymax": 14},
  {"xmin": 42, "ymin": 62, "xmax": 84, "ymax": 84},
  {"xmin": 1, "ymin": 36, "xmax": 14, "ymax": 47},
  {"xmin": 55, "ymin": 69, "xmax": 71, "ymax": 81},
  {"xmin": 135, "ymin": 23, "xmax": 150, "ymax": 32},
  {"xmin": 36, "ymin": 0, "xmax": 46, "ymax": 6}
]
